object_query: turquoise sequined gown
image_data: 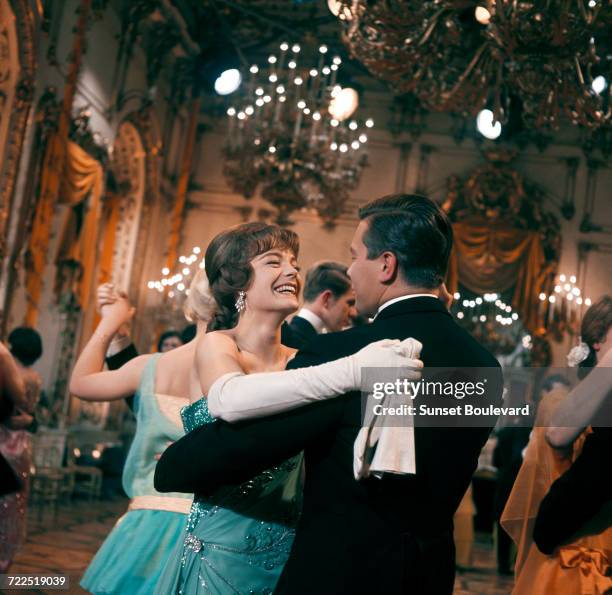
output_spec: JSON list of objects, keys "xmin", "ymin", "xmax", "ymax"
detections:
[
  {"xmin": 155, "ymin": 398, "xmax": 302, "ymax": 595},
  {"xmin": 81, "ymin": 354, "xmax": 192, "ymax": 595}
]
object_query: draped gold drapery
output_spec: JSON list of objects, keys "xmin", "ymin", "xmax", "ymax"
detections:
[
  {"xmin": 446, "ymin": 217, "xmax": 551, "ymax": 332},
  {"xmin": 53, "ymin": 140, "xmax": 104, "ymax": 310}
]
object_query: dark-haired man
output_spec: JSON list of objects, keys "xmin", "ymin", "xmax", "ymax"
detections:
[
  {"xmin": 156, "ymin": 194, "xmax": 503, "ymax": 594},
  {"xmin": 281, "ymin": 261, "xmax": 355, "ymax": 349}
]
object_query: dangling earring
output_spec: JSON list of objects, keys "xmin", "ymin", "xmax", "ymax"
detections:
[{"xmin": 235, "ymin": 291, "xmax": 246, "ymax": 313}]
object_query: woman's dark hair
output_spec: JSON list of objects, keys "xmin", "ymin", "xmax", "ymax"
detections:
[
  {"xmin": 358, "ymin": 194, "xmax": 453, "ymax": 288},
  {"xmin": 578, "ymin": 295, "xmax": 612, "ymax": 379},
  {"xmin": 157, "ymin": 330, "xmax": 182, "ymax": 352},
  {"xmin": 8, "ymin": 327, "xmax": 43, "ymax": 366},
  {"xmin": 205, "ymin": 222, "xmax": 299, "ymax": 331}
]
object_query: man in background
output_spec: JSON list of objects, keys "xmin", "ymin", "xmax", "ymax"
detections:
[{"xmin": 281, "ymin": 261, "xmax": 355, "ymax": 349}]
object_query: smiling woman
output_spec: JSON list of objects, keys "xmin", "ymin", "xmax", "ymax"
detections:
[{"xmin": 204, "ymin": 221, "xmax": 301, "ymax": 331}]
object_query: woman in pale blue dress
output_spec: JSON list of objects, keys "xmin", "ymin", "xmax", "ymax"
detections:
[
  {"xmin": 156, "ymin": 222, "xmax": 421, "ymax": 594},
  {"xmin": 69, "ymin": 274, "xmax": 215, "ymax": 595}
]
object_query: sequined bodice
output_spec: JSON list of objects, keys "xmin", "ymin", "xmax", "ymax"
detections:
[{"xmin": 180, "ymin": 398, "xmax": 301, "ymax": 532}]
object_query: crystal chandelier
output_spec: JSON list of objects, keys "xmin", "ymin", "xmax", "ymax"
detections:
[
  {"xmin": 223, "ymin": 42, "xmax": 374, "ymax": 226},
  {"xmin": 335, "ymin": 1, "xmax": 611, "ymax": 131}
]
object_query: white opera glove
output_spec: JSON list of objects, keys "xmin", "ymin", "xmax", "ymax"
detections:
[{"xmin": 207, "ymin": 338, "xmax": 424, "ymax": 422}]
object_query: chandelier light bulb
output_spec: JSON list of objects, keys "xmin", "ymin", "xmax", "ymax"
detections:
[
  {"xmin": 297, "ymin": 100, "xmax": 306, "ymax": 109},
  {"xmin": 288, "ymin": 61, "xmax": 297, "ymax": 69},
  {"xmin": 585, "ymin": 298, "xmax": 592, "ymax": 306},
  {"xmin": 365, "ymin": 118, "xmax": 374, "ymax": 128},
  {"xmin": 474, "ymin": 6, "xmax": 491, "ymax": 25},
  {"xmin": 292, "ymin": 44, "xmax": 301, "ymax": 53},
  {"xmin": 268, "ymin": 55, "xmax": 277, "ymax": 64},
  {"xmin": 255, "ymin": 87, "xmax": 264, "ymax": 96},
  {"xmin": 256, "ymin": 98, "xmax": 264, "ymax": 106},
  {"xmin": 148, "ymin": 281, "xmax": 155, "ymax": 289},
  {"xmin": 269, "ymin": 74, "xmax": 278, "ymax": 83},
  {"xmin": 592, "ymin": 75, "xmax": 607, "ymax": 94},
  {"xmin": 331, "ymin": 142, "xmax": 338, "ymax": 150},
  {"xmin": 576, "ymin": 297, "xmax": 583, "ymax": 305},
  {"xmin": 330, "ymin": 119, "xmax": 339, "ymax": 127},
  {"xmin": 294, "ymin": 77, "xmax": 303, "ymax": 85},
  {"xmin": 249, "ymin": 65, "xmax": 258, "ymax": 74},
  {"xmin": 588, "ymin": 0, "xmax": 597, "ymax": 7},
  {"xmin": 322, "ymin": 67, "xmax": 331, "ymax": 75},
  {"xmin": 327, "ymin": 0, "xmax": 353, "ymax": 19},
  {"xmin": 319, "ymin": 45, "xmax": 328, "ymax": 54},
  {"xmin": 279, "ymin": 95, "xmax": 286, "ymax": 103},
  {"xmin": 310, "ymin": 69, "xmax": 318, "ymax": 77},
  {"xmin": 331, "ymin": 85, "xmax": 342, "ymax": 97},
  {"xmin": 333, "ymin": 56, "xmax": 342, "ymax": 65},
  {"xmin": 269, "ymin": 146, "xmax": 276, "ymax": 153},
  {"xmin": 457, "ymin": 311, "xmax": 464, "ymax": 319},
  {"xmin": 358, "ymin": 133, "xmax": 367, "ymax": 143},
  {"xmin": 276, "ymin": 85, "xmax": 285, "ymax": 94},
  {"xmin": 245, "ymin": 106, "xmax": 254, "ymax": 115},
  {"xmin": 331, "ymin": 64, "xmax": 338, "ymax": 71},
  {"xmin": 162, "ymin": 267, "xmax": 170, "ymax": 275},
  {"xmin": 193, "ymin": 247, "xmax": 200, "ymax": 254},
  {"xmin": 559, "ymin": 274, "xmax": 566, "ymax": 282},
  {"xmin": 339, "ymin": 143, "xmax": 348, "ymax": 152},
  {"xmin": 263, "ymin": 95, "xmax": 271, "ymax": 103},
  {"xmin": 329, "ymin": 87, "xmax": 359, "ymax": 121},
  {"xmin": 313, "ymin": 112, "xmax": 321, "ymax": 120},
  {"xmin": 214, "ymin": 69, "xmax": 242, "ymax": 95},
  {"xmin": 304, "ymin": 108, "xmax": 311, "ymax": 115},
  {"xmin": 182, "ymin": 267, "xmax": 190, "ymax": 275},
  {"xmin": 549, "ymin": 295, "xmax": 556, "ymax": 303},
  {"xmin": 349, "ymin": 120, "xmax": 358, "ymax": 130},
  {"xmin": 476, "ymin": 109, "xmax": 502, "ymax": 139},
  {"xmin": 570, "ymin": 275, "xmax": 577, "ymax": 283},
  {"xmin": 539, "ymin": 293, "xmax": 546, "ymax": 301},
  {"xmin": 280, "ymin": 42, "xmax": 289, "ymax": 51},
  {"xmin": 351, "ymin": 140, "xmax": 360, "ymax": 149},
  {"xmin": 237, "ymin": 111, "xmax": 246, "ymax": 120}
]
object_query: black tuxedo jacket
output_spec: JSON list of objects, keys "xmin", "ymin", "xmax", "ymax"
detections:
[
  {"xmin": 155, "ymin": 297, "xmax": 502, "ymax": 594},
  {"xmin": 280, "ymin": 315, "xmax": 318, "ymax": 350},
  {"xmin": 106, "ymin": 343, "xmax": 139, "ymax": 411}
]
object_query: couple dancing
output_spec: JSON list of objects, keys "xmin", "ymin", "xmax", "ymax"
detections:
[{"xmin": 151, "ymin": 193, "xmax": 502, "ymax": 594}]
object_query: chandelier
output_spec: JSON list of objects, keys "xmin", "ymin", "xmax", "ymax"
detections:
[
  {"xmin": 335, "ymin": 1, "xmax": 611, "ymax": 131},
  {"xmin": 147, "ymin": 246, "xmax": 205, "ymax": 325},
  {"xmin": 537, "ymin": 273, "xmax": 592, "ymax": 337},
  {"xmin": 222, "ymin": 42, "xmax": 373, "ymax": 226}
]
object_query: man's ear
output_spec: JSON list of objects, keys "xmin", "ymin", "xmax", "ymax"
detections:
[
  {"xmin": 380, "ymin": 251, "xmax": 398, "ymax": 283},
  {"xmin": 320, "ymin": 289, "xmax": 333, "ymax": 309}
]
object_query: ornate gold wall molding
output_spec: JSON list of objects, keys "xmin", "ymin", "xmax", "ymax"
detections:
[{"xmin": 0, "ymin": 0, "xmax": 36, "ymax": 268}]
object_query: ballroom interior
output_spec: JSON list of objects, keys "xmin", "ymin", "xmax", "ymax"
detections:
[{"xmin": 0, "ymin": 1, "xmax": 611, "ymax": 594}]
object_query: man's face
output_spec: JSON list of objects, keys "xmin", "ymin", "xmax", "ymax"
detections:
[
  {"xmin": 324, "ymin": 288, "xmax": 356, "ymax": 331},
  {"xmin": 347, "ymin": 220, "xmax": 384, "ymax": 318}
]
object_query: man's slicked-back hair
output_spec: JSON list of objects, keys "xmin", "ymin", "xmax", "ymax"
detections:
[
  {"xmin": 358, "ymin": 194, "xmax": 453, "ymax": 288},
  {"xmin": 302, "ymin": 261, "xmax": 351, "ymax": 303}
]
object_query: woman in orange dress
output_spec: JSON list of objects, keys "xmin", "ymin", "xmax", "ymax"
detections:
[{"xmin": 501, "ymin": 297, "xmax": 612, "ymax": 594}]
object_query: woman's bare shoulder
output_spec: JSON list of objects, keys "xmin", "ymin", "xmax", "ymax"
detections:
[{"xmin": 199, "ymin": 330, "xmax": 239, "ymax": 351}]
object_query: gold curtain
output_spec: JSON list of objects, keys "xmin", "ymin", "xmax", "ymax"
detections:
[
  {"xmin": 53, "ymin": 140, "xmax": 104, "ymax": 310},
  {"xmin": 447, "ymin": 217, "xmax": 550, "ymax": 332}
]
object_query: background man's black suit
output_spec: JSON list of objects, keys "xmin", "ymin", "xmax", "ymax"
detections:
[
  {"xmin": 280, "ymin": 315, "xmax": 318, "ymax": 350},
  {"xmin": 155, "ymin": 297, "xmax": 502, "ymax": 594}
]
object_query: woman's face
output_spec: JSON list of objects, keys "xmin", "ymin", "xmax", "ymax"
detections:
[
  {"xmin": 245, "ymin": 248, "xmax": 301, "ymax": 316},
  {"xmin": 160, "ymin": 335, "xmax": 182, "ymax": 352}
]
